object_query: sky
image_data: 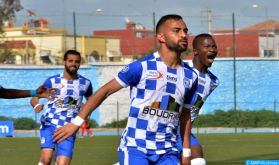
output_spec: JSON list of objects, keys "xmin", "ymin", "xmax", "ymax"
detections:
[{"xmin": 15, "ymin": 0, "xmax": 279, "ymax": 35}]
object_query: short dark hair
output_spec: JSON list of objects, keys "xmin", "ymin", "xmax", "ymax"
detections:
[
  {"xmin": 64, "ymin": 49, "xmax": 81, "ymax": 61},
  {"xmin": 192, "ymin": 33, "xmax": 213, "ymax": 49},
  {"xmin": 156, "ymin": 14, "xmax": 183, "ymax": 33}
]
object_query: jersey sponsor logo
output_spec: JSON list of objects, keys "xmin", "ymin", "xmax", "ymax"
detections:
[
  {"xmin": 166, "ymin": 75, "xmax": 177, "ymax": 82},
  {"xmin": 54, "ymin": 103, "xmax": 79, "ymax": 110},
  {"xmin": 54, "ymin": 96, "xmax": 79, "ymax": 111},
  {"xmin": 67, "ymin": 85, "xmax": 74, "ymax": 89},
  {"xmin": 198, "ymin": 78, "xmax": 206, "ymax": 85},
  {"xmin": 141, "ymin": 106, "xmax": 179, "ymax": 121},
  {"xmin": 54, "ymin": 84, "xmax": 64, "ymax": 89},
  {"xmin": 190, "ymin": 95, "xmax": 204, "ymax": 113},
  {"xmin": 146, "ymin": 70, "xmax": 163, "ymax": 80}
]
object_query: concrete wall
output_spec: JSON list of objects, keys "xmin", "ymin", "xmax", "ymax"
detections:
[{"xmin": 1, "ymin": 58, "xmax": 279, "ymax": 126}]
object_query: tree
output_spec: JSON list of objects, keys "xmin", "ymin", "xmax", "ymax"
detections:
[
  {"xmin": 0, "ymin": 0, "xmax": 23, "ymax": 32},
  {"xmin": 0, "ymin": 48, "xmax": 16, "ymax": 64}
]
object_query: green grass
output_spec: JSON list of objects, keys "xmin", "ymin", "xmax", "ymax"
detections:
[{"xmin": 0, "ymin": 133, "xmax": 278, "ymax": 165}]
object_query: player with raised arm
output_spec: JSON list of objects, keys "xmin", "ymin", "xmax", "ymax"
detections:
[{"xmin": 53, "ymin": 14, "xmax": 198, "ymax": 165}]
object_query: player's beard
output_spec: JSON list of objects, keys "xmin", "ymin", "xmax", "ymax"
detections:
[
  {"xmin": 166, "ymin": 40, "xmax": 187, "ymax": 54},
  {"xmin": 65, "ymin": 65, "xmax": 78, "ymax": 76}
]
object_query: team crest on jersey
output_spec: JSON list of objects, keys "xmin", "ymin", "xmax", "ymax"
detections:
[
  {"xmin": 121, "ymin": 65, "xmax": 129, "ymax": 73},
  {"xmin": 198, "ymin": 77, "xmax": 206, "ymax": 85},
  {"xmin": 183, "ymin": 77, "xmax": 190, "ymax": 88},
  {"xmin": 146, "ymin": 70, "xmax": 163, "ymax": 80}
]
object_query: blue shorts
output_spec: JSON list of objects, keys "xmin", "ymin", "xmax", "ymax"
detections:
[
  {"xmin": 118, "ymin": 147, "xmax": 179, "ymax": 165},
  {"xmin": 177, "ymin": 133, "xmax": 201, "ymax": 153},
  {"xmin": 40, "ymin": 125, "xmax": 76, "ymax": 158}
]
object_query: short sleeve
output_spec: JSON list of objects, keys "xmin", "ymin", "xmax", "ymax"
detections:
[
  {"xmin": 116, "ymin": 61, "xmax": 143, "ymax": 87},
  {"xmin": 44, "ymin": 78, "xmax": 52, "ymax": 88},
  {"xmin": 84, "ymin": 82, "xmax": 93, "ymax": 98},
  {"xmin": 184, "ymin": 72, "xmax": 198, "ymax": 109}
]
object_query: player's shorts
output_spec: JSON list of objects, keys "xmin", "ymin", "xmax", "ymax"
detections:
[
  {"xmin": 190, "ymin": 133, "xmax": 200, "ymax": 146},
  {"xmin": 118, "ymin": 147, "xmax": 179, "ymax": 165},
  {"xmin": 177, "ymin": 133, "xmax": 201, "ymax": 153},
  {"xmin": 40, "ymin": 125, "xmax": 76, "ymax": 158}
]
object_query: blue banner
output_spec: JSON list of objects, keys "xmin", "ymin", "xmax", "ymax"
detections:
[{"xmin": 0, "ymin": 120, "xmax": 14, "ymax": 137}]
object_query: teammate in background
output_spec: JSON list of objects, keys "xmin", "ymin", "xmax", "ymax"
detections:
[
  {"xmin": 53, "ymin": 14, "xmax": 198, "ymax": 165},
  {"xmin": 0, "ymin": 84, "xmax": 55, "ymax": 99},
  {"xmin": 180, "ymin": 33, "xmax": 220, "ymax": 165},
  {"xmin": 30, "ymin": 50, "xmax": 93, "ymax": 165},
  {"xmin": 80, "ymin": 117, "xmax": 93, "ymax": 137}
]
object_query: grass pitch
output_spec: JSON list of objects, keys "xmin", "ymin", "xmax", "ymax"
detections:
[{"xmin": 0, "ymin": 133, "xmax": 278, "ymax": 165}]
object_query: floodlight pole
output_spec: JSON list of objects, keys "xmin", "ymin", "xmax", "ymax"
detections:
[
  {"xmin": 232, "ymin": 13, "xmax": 237, "ymax": 133},
  {"xmin": 153, "ymin": 12, "xmax": 157, "ymax": 51},
  {"xmin": 73, "ymin": 11, "xmax": 77, "ymax": 50},
  {"xmin": 274, "ymin": 100, "xmax": 277, "ymax": 132}
]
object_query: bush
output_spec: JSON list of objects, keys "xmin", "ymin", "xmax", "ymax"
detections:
[
  {"xmin": 89, "ymin": 119, "xmax": 99, "ymax": 128},
  {"xmin": 0, "ymin": 116, "xmax": 11, "ymax": 121},
  {"xmin": 13, "ymin": 117, "xmax": 39, "ymax": 130},
  {"xmin": 101, "ymin": 117, "xmax": 128, "ymax": 128}
]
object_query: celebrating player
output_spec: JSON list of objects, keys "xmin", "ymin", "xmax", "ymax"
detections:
[
  {"xmin": 53, "ymin": 14, "xmax": 198, "ymax": 165},
  {"xmin": 54, "ymin": 15, "xmax": 197, "ymax": 165},
  {"xmin": 180, "ymin": 33, "xmax": 220, "ymax": 165},
  {"xmin": 30, "ymin": 50, "xmax": 93, "ymax": 165}
]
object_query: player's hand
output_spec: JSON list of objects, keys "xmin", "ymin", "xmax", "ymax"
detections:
[
  {"xmin": 36, "ymin": 83, "xmax": 58, "ymax": 99},
  {"xmin": 34, "ymin": 104, "xmax": 44, "ymax": 113},
  {"xmin": 53, "ymin": 123, "xmax": 79, "ymax": 143},
  {"xmin": 181, "ymin": 156, "xmax": 191, "ymax": 165}
]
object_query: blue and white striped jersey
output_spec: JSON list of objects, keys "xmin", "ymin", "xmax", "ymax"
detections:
[
  {"xmin": 116, "ymin": 52, "xmax": 198, "ymax": 155},
  {"xmin": 185, "ymin": 61, "xmax": 219, "ymax": 123},
  {"xmin": 41, "ymin": 73, "xmax": 93, "ymax": 128}
]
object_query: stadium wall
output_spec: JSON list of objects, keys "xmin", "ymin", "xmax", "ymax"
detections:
[{"xmin": 0, "ymin": 58, "xmax": 279, "ymax": 125}]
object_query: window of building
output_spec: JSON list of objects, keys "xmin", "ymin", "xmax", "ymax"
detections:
[
  {"xmin": 135, "ymin": 32, "xmax": 143, "ymax": 38},
  {"xmin": 264, "ymin": 49, "xmax": 274, "ymax": 57}
]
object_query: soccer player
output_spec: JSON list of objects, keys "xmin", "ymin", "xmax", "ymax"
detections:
[
  {"xmin": 180, "ymin": 33, "xmax": 220, "ymax": 165},
  {"xmin": 80, "ymin": 117, "xmax": 93, "ymax": 137},
  {"xmin": 30, "ymin": 50, "xmax": 93, "ymax": 165},
  {"xmin": 53, "ymin": 14, "xmax": 198, "ymax": 165},
  {"xmin": 0, "ymin": 84, "xmax": 55, "ymax": 99}
]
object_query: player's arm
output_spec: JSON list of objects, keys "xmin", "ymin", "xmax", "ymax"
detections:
[
  {"xmin": 30, "ymin": 97, "xmax": 44, "ymax": 113},
  {"xmin": 180, "ymin": 108, "xmax": 191, "ymax": 165},
  {"xmin": 53, "ymin": 78, "xmax": 123, "ymax": 142},
  {"xmin": 0, "ymin": 88, "xmax": 33, "ymax": 99},
  {"xmin": 0, "ymin": 84, "xmax": 56, "ymax": 99},
  {"xmin": 36, "ymin": 83, "xmax": 57, "ymax": 99}
]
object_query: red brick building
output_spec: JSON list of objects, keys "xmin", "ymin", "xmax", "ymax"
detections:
[
  {"xmin": 211, "ymin": 33, "xmax": 259, "ymax": 58},
  {"xmin": 94, "ymin": 21, "xmax": 155, "ymax": 58},
  {"xmin": 94, "ymin": 19, "xmax": 279, "ymax": 59}
]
